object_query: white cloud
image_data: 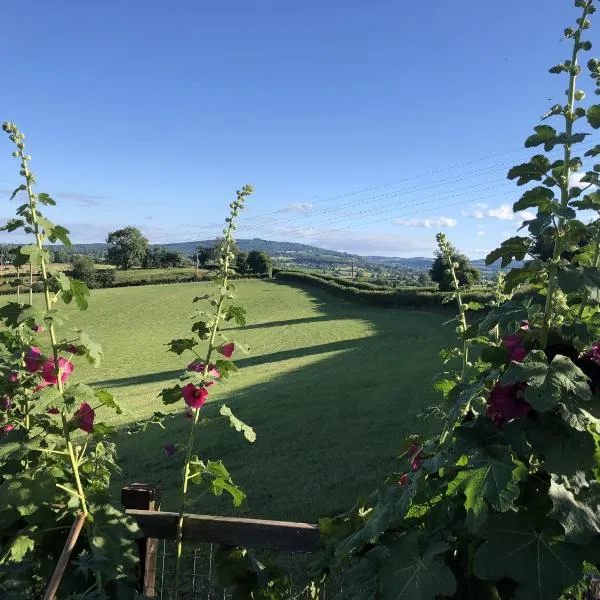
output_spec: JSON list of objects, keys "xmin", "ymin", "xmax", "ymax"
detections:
[
  {"xmin": 463, "ymin": 203, "xmax": 534, "ymax": 222},
  {"xmin": 395, "ymin": 216, "xmax": 457, "ymax": 228},
  {"xmin": 282, "ymin": 201, "xmax": 314, "ymax": 214}
]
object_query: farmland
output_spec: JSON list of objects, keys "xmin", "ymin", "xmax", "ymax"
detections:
[{"xmin": 19, "ymin": 279, "xmax": 454, "ymax": 521}]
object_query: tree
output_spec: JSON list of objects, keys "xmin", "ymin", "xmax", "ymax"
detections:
[
  {"xmin": 429, "ymin": 241, "xmax": 481, "ymax": 291},
  {"xmin": 51, "ymin": 247, "xmax": 71, "ymax": 263},
  {"xmin": 196, "ymin": 245, "xmax": 214, "ymax": 267},
  {"xmin": 246, "ymin": 249, "xmax": 273, "ymax": 277},
  {"xmin": 213, "ymin": 237, "xmax": 239, "ymax": 262},
  {"xmin": 70, "ymin": 254, "xmax": 97, "ymax": 287},
  {"xmin": 235, "ymin": 251, "xmax": 248, "ymax": 274},
  {"xmin": 417, "ymin": 272, "xmax": 431, "ymax": 286},
  {"xmin": 106, "ymin": 227, "xmax": 148, "ymax": 269},
  {"xmin": 143, "ymin": 247, "xmax": 189, "ymax": 268}
]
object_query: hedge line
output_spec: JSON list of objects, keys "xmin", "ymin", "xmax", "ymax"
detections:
[{"xmin": 274, "ymin": 270, "xmax": 494, "ymax": 309}]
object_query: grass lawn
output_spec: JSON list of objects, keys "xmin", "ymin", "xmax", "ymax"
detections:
[{"xmin": 12, "ymin": 280, "xmax": 454, "ymax": 522}]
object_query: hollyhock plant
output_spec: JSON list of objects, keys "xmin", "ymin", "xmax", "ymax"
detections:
[
  {"xmin": 398, "ymin": 473, "xmax": 409, "ymax": 486},
  {"xmin": 75, "ymin": 402, "xmax": 95, "ymax": 434},
  {"xmin": 2, "ymin": 424, "xmax": 14, "ymax": 434},
  {"xmin": 41, "ymin": 357, "xmax": 74, "ymax": 387},
  {"xmin": 486, "ymin": 383, "xmax": 531, "ymax": 426},
  {"xmin": 186, "ymin": 361, "xmax": 221, "ymax": 379},
  {"xmin": 33, "ymin": 324, "xmax": 44, "ymax": 333},
  {"xmin": 164, "ymin": 443, "xmax": 176, "ymax": 457},
  {"xmin": 47, "ymin": 407, "xmax": 59, "ymax": 415},
  {"xmin": 1, "ymin": 396, "xmax": 12, "ymax": 410},
  {"xmin": 25, "ymin": 347, "xmax": 44, "ymax": 373},
  {"xmin": 8, "ymin": 373, "xmax": 18, "ymax": 383},
  {"xmin": 218, "ymin": 343, "xmax": 235, "ymax": 359},
  {"xmin": 182, "ymin": 383, "xmax": 208, "ymax": 409},
  {"xmin": 502, "ymin": 335, "xmax": 528, "ymax": 363}
]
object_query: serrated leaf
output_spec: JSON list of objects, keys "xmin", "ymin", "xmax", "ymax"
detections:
[
  {"xmin": 433, "ymin": 378, "xmax": 456, "ymax": 396},
  {"xmin": 9, "ymin": 185, "xmax": 26, "ymax": 201},
  {"xmin": 1, "ymin": 473, "xmax": 56, "ymax": 516},
  {"xmin": 507, "ymin": 154, "xmax": 551, "ymax": 186},
  {"xmin": 549, "ymin": 478, "xmax": 600, "ymax": 543},
  {"xmin": 220, "ymin": 404, "xmax": 256, "ymax": 442},
  {"xmin": 587, "ymin": 105, "xmax": 600, "ymax": 129},
  {"xmin": 378, "ymin": 533, "xmax": 456, "ymax": 600},
  {"xmin": 1, "ymin": 218, "xmax": 25, "ymax": 232},
  {"xmin": 37, "ymin": 193, "xmax": 56, "ymax": 206},
  {"xmin": 558, "ymin": 265, "xmax": 600, "ymax": 296},
  {"xmin": 211, "ymin": 477, "xmax": 246, "ymax": 507},
  {"xmin": 69, "ymin": 279, "xmax": 89, "ymax": 310},
  {"xmin": 94, "ymin": 389, "xmax": 122, "ymax": 414},
  {"xmin": 159, "ymin": 385, "xmax": 183, "ymax": 405},
  {"xmin": 223, "ymin": 305, "xmax": 247, "ymax": 326},
  {"xmin": 473, "ymin": 512, "xmax": 591, "ymax": 599},
  {"xmin": 525, "ymin": 125, "xmax": 558, "ymax": 151},
  {"xmin": 485, "ymin": 236, "xmax": 530, "ymax": 268},
  {"xmin": 8, "ymin": 534, "xmax": 35, "ymax": 562},
  {"xmin": 502, "ymin": 351, "xmax": 591, "ymax": 411},
  {"xmin": 191, "ymin": 321, "xmax": 210, "ymax": 338},
  {"xmin": 571, "ymin": 191, "xmax": 600, "ymax": 211},
  {"xmin": 167, "ymin": 338, "xmax": 197, "ymax": 354}
]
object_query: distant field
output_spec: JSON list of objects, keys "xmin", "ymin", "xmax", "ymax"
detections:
[{"xmin": 8, "ymin": 280, "xmax": 454, "ymax": 521}]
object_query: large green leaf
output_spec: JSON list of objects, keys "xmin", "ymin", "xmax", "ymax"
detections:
[
  {"xmin": 1, "ymin": 473, "xmax": 56, "ymax": 516},
  {"xmin": 502, "ymin": 351, "xmax": 591, "ymax": 411},
  {"xmin": 220, "ymin": 405, "xmax": 256, "ymax": 442},
  {"xmin": 507, "ymin": 155, "xmax": 551, "ymax": 185},
  {"xmin": 558, "ymin": 265, "xmax": 600, "ymax": 299},
  {"xmin": 549, "ymin": 478, "xmax": 600, "ymax": 543},
  {"xmin": 7, "ymin": 534, "xmax": 35, "ymax": 562},
  {"xmin": 473, "ymin": 512, "xmax": 590, "ymax": 599},
  {"xmin": 485, "ymin": 237, "xmax": 530, "ymax": 268},
  {"xmin": 446, "ymin": 446, "xmax": 527, "ymax": 531},
  {"xmin": 336, "ymin": 546, "xmax": 385, "ymax": 600},
  {"xmin": 587, "ymin": 105, "xmax": 600, "ymax": 129},
  {"xmin": 378, "ymin": 533, "xmax": 456, "ymax": 600},
  {"xmin": 513, "ymin": 186, "xmax": 555, "ymax": 213},
  {"xmin": 525, "ymin": 125, "xmax": 558, "ymax": 151}
]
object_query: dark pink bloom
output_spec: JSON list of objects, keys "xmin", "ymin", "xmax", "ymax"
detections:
[
  {"xmin": 411, "ymin": 455, "xmax": 422, "ymax": 471},
  {"xmin": 486, "ymin": 383, "xmax": 531, "ymax": 426},
  {"xmin": 2, "ymin": 424, "xmax": 14, "ymax": 434},
  {"xmin": 75, "ymin": 402, "xmax": 95, "ymax": 433},
  {"xmin": 406, "ymin": 443, "xmax": 420, "ymax": 458},
  {"xmin": 25, "ymin": 347, "xmax": 44, "ymax": 373},
  {"xmin": 520, "ymin": 321, "xmax": 529, "ymax": 330},
  {"xmin": 1, "ymin": 396, "xmax": 12, "ymax": 410},
  {"xmin": 164, "ymin": 443, "xmax": 176, "ymax": 457},
  {"xmin": 8, "ymin": 373, "xmax": 18, "ymax": 383},
  {"xmin": 187, "ymin": 361, "xmax": 221, "ymax": 379},
  {"xmin": 406, "ymin": 443, "xmax": 422, "ymax": 471},
  {"xmin": 41, "ymin": 358, "xmax": 74, "ymax": 387},
  {"xmin": 586, "ymin": 343, "xmax": 600, "ymax": 366},
  {"xmin": 398, "ymin": 473, "xmax": 409, "ymax": 486},
  {"xmin": 182, "ymin": 383, "xmax": 208, "ymax": 409},
  {"xmin": 503, "ymin": 335, "xmax": 528, "ymax": 363},
  {"xmin": 33, "ymin": 324, "xmax": 44, "ymax": 333},
  {"xmin": 218, "ymin": 343, "xmax": 234, "ymax": 359},
  {"xmin": 65, "ymin": 344, "xmax": 78, "ymax": 354},
  {"xmin": 47, "ymin": 408, "xmax": 59, "ymax": 415}
]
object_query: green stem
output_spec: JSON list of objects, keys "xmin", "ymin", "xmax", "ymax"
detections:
[{"xmin": 540, "ymin": 3, "xmax": 590, "ymax": 347}]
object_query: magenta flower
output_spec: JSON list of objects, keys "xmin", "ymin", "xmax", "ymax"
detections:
[
  {"xmin": 47, "ymin": 407, "xmax": 59, "ymax": 415},
  {"xmin": 406, "ymin": 442, "xmax": 422, "ymax": 471},
  {"xmin": 40, "ymin": 358, "xmax": 74, "ymax": 387},
  {"xmin": 2, "ymin": 424, "xmax": 14, "ymax": 434},
  {"xmin": 8, "ymin": 373, "xmax": 18, "ymax": 383},
  {"xmin": 520, "ymin": 321, "xmax": 529, "ymax": 330},
  {"xmin": 186, "ymin": 361, "xmax": 221, "ymax": 379},
  {"xmin": 24, "ymin": 347, "xmax": 44, "ymax": 373},
  {"xmin": 503, "ymin": 335, "xmax": 528, "ymax": 363},
  {"xmin": 218, "ymin": 343, "xmax": 234, "ymax": 359},
  {"xmin": 182, "ymin": 383, "xmax": 208, "ymax": 409},
  {"xmin": 586, "ymin": 343, "xmax": 600, "ymax": 366},
  {"xmin": 486, "ymin": 383, "xmax": 531, "ymax": 426},
  {"xmin": 33, "ymin": 324, "xmax": 44, "ymax": 333},
  {"xmin": 75, "ymin": 402, "xmax": 95, "ymax": 433},
  {"xmin": 164, "ymin": 443, "xmax": 176, "ymax": 457},
  {"xmin": 1, "ymin": 396, "xmax": 12, "ymax": 410},
  {"xmin": 398, "ymin": 473, "xmax": 409, "ymax": 486}
]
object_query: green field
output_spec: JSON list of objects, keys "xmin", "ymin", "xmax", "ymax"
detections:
[{"xmin": 21, "ymin": 280, "xmax": 454, "ymax": 521}]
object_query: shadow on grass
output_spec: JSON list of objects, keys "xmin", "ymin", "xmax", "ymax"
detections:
[{"xmin": 113, "ymin": 283, "xmax": 454, "ymax": 522}]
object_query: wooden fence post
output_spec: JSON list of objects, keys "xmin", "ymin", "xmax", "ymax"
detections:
[{"xmin": 121, "ymin": 483, "xmax": 160, "ymax": 597}]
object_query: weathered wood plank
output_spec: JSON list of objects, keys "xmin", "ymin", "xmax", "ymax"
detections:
[{"xmin": 127, "ymin": 509, "xmax": 321, "ymax": 553}]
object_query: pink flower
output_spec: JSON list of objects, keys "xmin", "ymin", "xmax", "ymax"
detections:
[
  {"xmin": 41, "ymin": 358, "xmax": 74, "ymax": 387},
  {"xmin": 65, "ymin": 344, "xmax": 78, "ymax": 354},
  {"xmin": 398, "ymin": 473, "xmax": 409, "ymax": 486},
  {"xmin": 164, "ymin": 443, "xmax": 176, "ymax": 457},
  {"xmin": 24, "ymin": 347, "xmax": 44, "ymax": 373},
  {"xmin": 47, "ymin": 408, "xmax": 59, "ymax": 415},
  {"xmin": 75, "ymin": 402, "xmax": 95, "ymax": 433},
  {"xmin": 33, "ymin": 324, "xmax": 44, "ymax": 333},
  {"xmin": 8, "ymin": 373, "xmax": 18, "ymax": 383},
  {"xmin": 182, "ymin": 383, "xmax": 208, "ymax": 409},
  {"xmin": 218, "ymin": 343, "xmax": 234, "ymax": 359},
  {"xmin": 520, "ymin": 321, "xmax": 529, "ymax": 330},
  {"xmin": 411, "ymin": 454, "xmax": 422, "ymax": 471},
  {"xmin": 502, "ymin": 335, "xmax": 528, "ymax": 363},
  {"xmin": 2, "ymin": 424, "xmax": 14, "ymax": 434},
  {"xmin": 486, "ymin": 383, "xmax": 531, "ymax": 426},
  {"xmin": 406, "ymin": 443, "xmax": 422, "ymax": 471},
  {"xmin": 186, "ymin": 361, "xmax": 221, "ymax": 379},
  {"xmin": 1, "ymin": 396, "xmax": 12, "ymax": 410}
]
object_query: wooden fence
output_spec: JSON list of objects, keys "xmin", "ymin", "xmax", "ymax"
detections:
[{"xmin": 121, "ymin": 483, "xmax": 321, "ymax": 598}]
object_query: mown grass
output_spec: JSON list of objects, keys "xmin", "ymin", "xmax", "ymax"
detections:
[{"xmin": 12, "ymin": 280, "xmax": 454, "ymax": 521}]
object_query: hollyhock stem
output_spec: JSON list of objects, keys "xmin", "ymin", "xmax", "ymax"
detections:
[{"xmin": 541, "ymin": 3, "xmax": 590, "ymax": 347}]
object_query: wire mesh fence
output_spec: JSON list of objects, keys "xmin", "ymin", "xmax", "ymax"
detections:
[{"xmin": 149, "ymin": 540, "xmax": 341, "ymax": 599}]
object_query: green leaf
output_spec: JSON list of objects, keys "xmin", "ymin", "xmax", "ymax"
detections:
[
  {"xmin": 525, "ymin": 125, "xmax": 558, "ymax": 151},
  {"xmin": 31, "ymin": 386, "xmax": 62, "ymax": 414},
  {"xmin": 37, "ymin": 192, "xmax": 56, "ymax": 206},
  {"xmin": 502, "ymin": 351, "xmax": 591, "ymax": 411},
  {"xmin": 433, "ymin": 378, "xmax": 456, "ymax": 396},
  {"xmin": 8, "ymin": 534, "xmax": 35, "ymax": 562},
  {"xmin": 214, "ymin": 359, "xmax": 239, "ymax": 379},
  {"xmin": 507, "ymin": 154, "xmax": 551, "ymax": 186},
  {"xmin": 571, "ymin": 191, "xmax": 600, "ymax": 211},
  {"xmin": 473, "ymin": 512, "xmax": 591, "ymax": 599},
  {"xmin": 167, "ymin": 338, "xmax": 197, "ymax": 354},
  {"xmin": 69, "ymin": 279, "xmax": 90, "ymax": 310},
  {"xmin": 587, "ymin": 105, "xmax": 600, "ymax": 129},
  {"xmin": 336, "ymin": 546, "xmax": 384, "ymax": 600},
  {"xmin": 557, "ymin": 265, "xmax": 600, "ymax": 296},
  {"xmin": 378, "ymin": 533, "xmax": 456, "ymax": 600},
  {"xmin": 220, "ymin": 404, "xmax": 256, "ymax": 442},
  {"xmin": 1, "ymin": 473, "xmax": 56, "ymax": 516},
  {"xmin": 479, "ymin": 300, "xmax": 536, "ymax": 334},
  {"xmin": 223, "ymin": 305, "xmax": 247, "ymax": 326},
  {"xmin": 211, "ymin": 477, "xmax": 246, "ymax": 507},
  {"xmin": 1, "ymin": 218, "xmax": 25, "ymax": 232},
  {"xmin": 9, "ymin": 184, "xmax": 26, "ymax": 201},
  {"xmin": 94, "ymin": 389, "xmax": 122, "ymax": 414},
  {"xmin": 585, "ymin": 144, "xmax": 600, "ymax": 157},
  {"xmin": 485, "ymin": 236, "xmax": 530, "ymax": 268},
  {"xmin": 446, "ymin": 446, "xmax": 527, "ymax": 531},
  {"xmin": 159, "ymin": 385, "xmax": 182, "ymax": 405},
  {"xmin": 191, "ymin": 321, "xmax": 210, "ymax": 339},
  {"xmin": 480, "ymin": 344, "xmax": 509, "ymax": 366},
  {"xmin": 549, "ymin": 478, "xmax": 600, "ymax": 543}
]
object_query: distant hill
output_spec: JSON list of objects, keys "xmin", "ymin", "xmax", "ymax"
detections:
[{"xmin": 65, "ymin": 238, "xmax": 503, "ymax": 273}]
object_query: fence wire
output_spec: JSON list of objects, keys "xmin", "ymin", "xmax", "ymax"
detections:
[{"xmin": 148, "ymin": 540, "xmax": 340, "ymax": 600}]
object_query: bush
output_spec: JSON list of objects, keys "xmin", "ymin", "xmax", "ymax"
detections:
[{"xmin": 94, "ymin": 269, "xmax": 116, "ymax": 288}]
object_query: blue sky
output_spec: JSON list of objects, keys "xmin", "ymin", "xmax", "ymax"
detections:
[{"xmin": 1, "ymin": 0, "xmax": 598, "ymax": 257}]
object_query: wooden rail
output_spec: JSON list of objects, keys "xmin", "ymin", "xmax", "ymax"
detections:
[{"xmin": 126, "ymin": 508, "xmax": 321, "ymax": 553}]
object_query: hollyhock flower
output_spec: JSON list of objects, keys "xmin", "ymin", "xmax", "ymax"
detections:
[
  {"xmin": 182, "ymin": 383, "xmax": 208, "ymax": 409},
  {"xmin": 24, "ymin": 347, "xmax": 44, "ymax": 373},
  {"xmin": 41, "ymin": 358, "xmax": 74, "ymax": 387},
  {"xmin": 502, "ymin": 335, "xmax": 528, "ymax": 363},
  {"xmin": 520, "ymin": 321, "xmax": 529, "ymax": 330},
  {"xmin": 3, "ymin": 424, "xmax": 14, "ymax": 434},
  {"xmin": 33, "ymin": 324, "xmax": 44, "ymax": 333},
  {"xmin": 47, "ymin": 407, "xmax": 59, "ymax": 415},
  {"xmin": 164, "ymin": 443, "xmax": 176, "ymax": 457},
  {"xmin": 186, "ymin": 361, "xmax": 221, "ymax": 379},
  {"xmin": 218, "ymin": 343, "xmax": 234, "ymax": 359},
  {"xmin": 8, "ymin": 373, "xmax": 18, "ymax": 383},
  {"xmin": 586, "ymin": 343, "xmax": 600, "ymax": 366},
  {"xmin": 398, "ymin": 473, "xmax": 409, "ymax": 486},
  {"xmin": 486, "ymin": 383, "xmax": 531, "ymax": 426},
  {"xmin": 75, "ymin": 402, "xmax": 95, "ymax": 433},
  {"xmin": 406, "ymin": 443, "xmax": 422, "ymax": 471},
  {"xmin": 1, "ymin": 396, "xmax": 12, "ymax": 410}
]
